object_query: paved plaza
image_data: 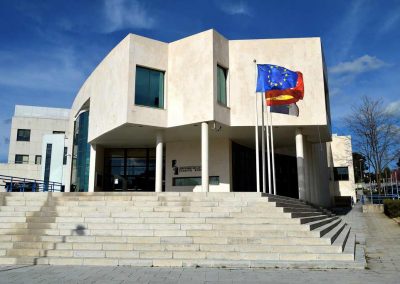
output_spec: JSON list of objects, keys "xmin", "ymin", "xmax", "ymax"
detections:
[{"xmin": 0, "ymin": 204, "xmax": 399, "ymax": 284}]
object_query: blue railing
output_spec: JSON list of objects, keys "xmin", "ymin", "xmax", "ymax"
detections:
[
  {"xmin": 0, "ymin": 175, "xmax": 63, "ymax": 192},
  {"xmin": 361, "ymin": 194, "xmax": 399, "ymax": 204}
]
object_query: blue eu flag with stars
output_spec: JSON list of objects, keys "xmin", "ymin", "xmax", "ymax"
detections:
[{"xmin": 256, "ymin": 64, "xmax": 298, "ymax": 92}]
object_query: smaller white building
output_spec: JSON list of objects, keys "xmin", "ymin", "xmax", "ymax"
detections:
[
  {"xmin": 328, "ymin": 134, "xmax": 356, "ymax": 203},
  {"xmin": 0, "ymin": 105, "xmax": 70, "ymax": 190}
]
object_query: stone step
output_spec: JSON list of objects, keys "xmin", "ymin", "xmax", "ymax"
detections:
[
  {"xmin": 0, "ymin": 216, "xmax": 328, "ymax": 225},
  {"xmin": 0, "ymin": 221, "xmax": 330, "ymax": 236},
  {"xmin": 298, "ymin": 215, "xmax": 331, "ymax": 224},
  {"xmin": 290, "ymin": 212, "xmax": 328, "ymax": 218},
  {"xmin": 4, "ymin": 240, "xmax": 344, "ymax": 258},
  {"xmin": 4, "ymin": 245, "xmax": 352, "ymax": 260},
  {"xmin": 0, "ymin": 254, "xmax": 358, "ymax": 267},
  {"xmin": 321, "ymin": 221, "xmax": 347, "ymax": 244},
  {"xmin": 333, "ymin": 225, "xmax": 351, "ymax": 252},
  {"xmin": 282, "ymin": 207, "xmax": 322, "ymax": 213},
  {"xmin": 273, "ymin": 202, "xmax": 315, "ymax": 209},
  {"xmin": 306, "ymin": 216, "xmax": 339, "ymax": 230},
  {"xmin": 312, "ymin": 218, "xmax": 343, "ymax": 237},
  {"xmin": 0, "ymin": 229, "xmax": 335, "ymax": 245}
]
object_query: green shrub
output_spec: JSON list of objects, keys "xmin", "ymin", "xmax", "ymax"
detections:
[{"xmin": 383, "ymin": 199, "xmax": 400, "ymax": 218}]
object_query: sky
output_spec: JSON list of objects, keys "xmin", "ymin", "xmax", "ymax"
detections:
[{"xmin": 0, "ymin": 0, "xmax": 399, "ymax": 163}]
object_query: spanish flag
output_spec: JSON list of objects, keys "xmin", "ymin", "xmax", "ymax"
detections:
[{"xmin": 256, "ymin": 64, "xmax": 304, "ymax": 106}]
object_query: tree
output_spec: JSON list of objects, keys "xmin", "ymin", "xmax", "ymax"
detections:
[
  {"xmin": 345, "ymin": 96, "xmax": 400, "ymax": 193},
  {"xmin": 397, "ymin": 157, "xmax": 400, "ymax": 168},
  {"xmin": 352, "ymin": 152, "xmax": 366, "ymax": 183}
]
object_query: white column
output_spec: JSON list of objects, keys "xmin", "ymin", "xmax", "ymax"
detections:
[
  {"xmin": 201, "ymin": 122, "xmax": 209, "ymax": 192},
  {"xmin": 303, "ymin": 141, "xmax": 311, "ymax": 202},
  {"xmin": 88, "ymin": 144, "xmax": 96, "ymax": 192},
  {"xmin": 261, "ymin": 99, "xmax": 266, "ymax": 193},
  {"xmin": 155, "ymin": 132, "xmax": 163, "ymax": 193},
  {"xmin": 254, "ymin": 93, "xmax": 260, "ymax": 193},
  {"xmin": 295, "ymin": 129, "xmax": 306, "ymax": 200}
]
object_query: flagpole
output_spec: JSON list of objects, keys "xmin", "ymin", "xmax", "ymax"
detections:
[
  {"xmin": 261, "ymin": 90, "xmax": 267, "ymax": 194},
  {"xmin": 254, "ymin": 60, "xmax": 260, "ymax": 193},
  {"xmin": 269, "ymin": 107, "xmax": 276, "ymax": 195},
  {"xmin": 265, "ymin": 101, "xmax": 272, "ymax": 194}
]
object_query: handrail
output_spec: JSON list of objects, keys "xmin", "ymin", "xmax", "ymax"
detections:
[{"xmin": 0, "ymin": 174, "xmax": 63, "ymax": 192}]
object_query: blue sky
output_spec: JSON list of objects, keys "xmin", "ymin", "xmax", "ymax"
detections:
[{"xmin": 0, "ymin": 0, "xmax": 399, "ymax": 162}]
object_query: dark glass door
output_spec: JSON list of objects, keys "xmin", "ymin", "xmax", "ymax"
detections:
[{"xmin": 104, "ymin": 148, "xmax": 156, "ymax": 191}]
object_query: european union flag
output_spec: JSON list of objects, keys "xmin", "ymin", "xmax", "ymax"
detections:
[{"xmin": 256, "ymin": 64, "xmax": 298, "ymax": 92}]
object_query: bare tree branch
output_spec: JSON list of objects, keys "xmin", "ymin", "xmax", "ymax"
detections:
[{"xmin": 344, "ymin": 96, "xmax": 400, "ymax": 191}]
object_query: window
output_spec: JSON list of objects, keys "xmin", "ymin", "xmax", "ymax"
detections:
[
  {"xmin": 334, "ymin": 167, "xmax": 349, "ymax": 181},
  {"xmin": 173, "ymin": 176, "xmax": 220, "ymax": 186},
  {"xmin": 53, "ymin": 131, "xmax": 65, "ymax": 134},
  {"xmin": 71, "ymin": 111, "xmax": 90, "ymax": 192},
  {"xmin": 15, "ymin": 154, "xmax": 29, "ymax": 164},
  {"xmin": 35, "ymin": 155, "xmax": 42, "ymax": 165},
  {"xmin": 63, "ymin": 147, "xmax": 67, "ymax": 165},
  {"xmin": 44, "ymin": 144, "xmax": 52, "ymax": 185},
  {"xmin": 17, "ymin": 129, "xmax": 30, "ymax": 141},
  {"xmin": 135, "ymin": 66, "xmax": 164, "ymax": 108},
  {"xmin": 217, "ymin": 65, "xmax": 227, "ymax": 106}
]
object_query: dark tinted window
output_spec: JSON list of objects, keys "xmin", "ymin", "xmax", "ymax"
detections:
[
  {"xmin": 173, "ymin": 176, "xmax": 220, "ymax": 186},
  {"xmin": 35, "ymin": 155, "xmax": 42, "ymax": 165},
  {"xmin": 135, "ymin": 66, "xmax": 164, "ymax": 108},
  {"xmin": 63, "ymin": 147, "xmax": 67, "ymax": 165},
  {"xmin": 217, "ymin": 65, "xmax": 227, "ymax": 106},
  {"xmin": 334, "ymin": 167, "xmax": 349, "ymax": 181},
  {"xmin": 17, "ymin": 129, "xmax": 30, "ymax": 141},
  {"xmin": 15, "ymin": 154, "xmax": 29, "ymax": 164}
]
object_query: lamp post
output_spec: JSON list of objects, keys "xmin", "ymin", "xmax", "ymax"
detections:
[{"xmin": 359, "ymin": 159, "xmax": 364, "ymax": 184}]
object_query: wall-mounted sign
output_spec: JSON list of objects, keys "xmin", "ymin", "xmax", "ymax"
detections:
[
  {"xmin": 172, "ymin": 160, "xmax": 201, "ymax": 175},
  {"xmin": 179, "ymin": 166, "xmax": 201, "ymax": 173}
]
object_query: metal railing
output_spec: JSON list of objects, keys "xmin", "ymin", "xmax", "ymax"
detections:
[
  {"xmin": 358, "ymin": 179, "xmax": 400, "ymax": 205},
  {"xmin": 0, "ymin": 175, "xmax": 63, "ymax": 192}
]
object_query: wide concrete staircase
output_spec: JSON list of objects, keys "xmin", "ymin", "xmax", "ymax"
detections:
[{"xmin": 0, "ymin": 192, "xmax": 364, "ymax": 268}]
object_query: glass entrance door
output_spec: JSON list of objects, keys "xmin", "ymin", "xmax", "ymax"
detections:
[{"xmin": 104, "ymin": 148, "xmax": 156, "ymax": 191}]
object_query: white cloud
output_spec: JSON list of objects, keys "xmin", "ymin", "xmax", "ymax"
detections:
[
  {"xmin": 329, "ymin": 87, "xmax": 341, "ymax": 97},
  {"xmin": 217, "ymin": 1, "xmax": 251, "ymax": 16},
  {"xmin": 0, "ymin": 48, "xmax": 84, "ymax": 93},
  {"xmin": 378, "ymin": 7, "xmax": 400, "ymax": 35},
  {"xmin": 385, "ymin": 100, "xmax": 400, "ymax": 117},
  {"xmin": 330, "ymin": 55, "xmax": 387, "ymax": 75},
  {"xmin": 103, "ymin": 0, "xmax": 156, "ymax": 33},
  {"xmin": 328, "ymin": 0, "xmax": 365, "ymax": 60}
]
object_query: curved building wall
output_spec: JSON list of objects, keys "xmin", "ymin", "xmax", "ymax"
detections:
[{"xmin": 71, "ymin": 111, "xmax": 90, "ymax": 192}]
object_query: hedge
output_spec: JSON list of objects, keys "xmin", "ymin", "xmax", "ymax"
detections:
[{"xmin": 383, "ymin": 199, "xmax": 400, "ymax": 218}]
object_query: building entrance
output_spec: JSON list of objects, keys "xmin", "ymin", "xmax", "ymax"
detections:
[
  {"xmin": 232, "ymin": 142, "xmax": 298, "ymax": 198},
  {"xmin": 103, "ymin": 148, "xmax": 156, "ymax": 191}
]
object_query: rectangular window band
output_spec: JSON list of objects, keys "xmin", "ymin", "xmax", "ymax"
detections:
[{"xmin": 173, "ymin": 176, "xmax": 220, "ymax": 186}]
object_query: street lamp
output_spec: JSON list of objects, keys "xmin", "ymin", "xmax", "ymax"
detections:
[{"xmin": 359, "ymin": 158, "xmax": 364, "ymax": 184}]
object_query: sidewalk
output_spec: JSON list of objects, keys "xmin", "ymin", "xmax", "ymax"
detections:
[{"xmin": 0, "ymin": 203, "xmax": 399, "ymax": 284}]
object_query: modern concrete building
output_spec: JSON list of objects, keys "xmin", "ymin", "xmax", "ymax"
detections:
[
  {"xmin": 0, "ymin": 30, "xmax": 357, "ymax": 207},
  {"xmin": 62, "ymin": 29, "xmax": 332, "ymax": 205},
  {"xmin": 0, "ymin": 105, "xmax": 70, "ymax": 188}
]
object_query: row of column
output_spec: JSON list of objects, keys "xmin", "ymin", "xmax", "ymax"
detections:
[
  {"xmin": 88, "ymin": 125, "xmax": 312, "ymax": 200},
  {"xmin": 155, "ymin": 122, "xmax": 209, "ymax": 193}
]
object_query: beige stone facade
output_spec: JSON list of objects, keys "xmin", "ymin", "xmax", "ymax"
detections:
[{"xmin": 0, "ymin": 30, "xmax": 355, "ymax": 208}]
